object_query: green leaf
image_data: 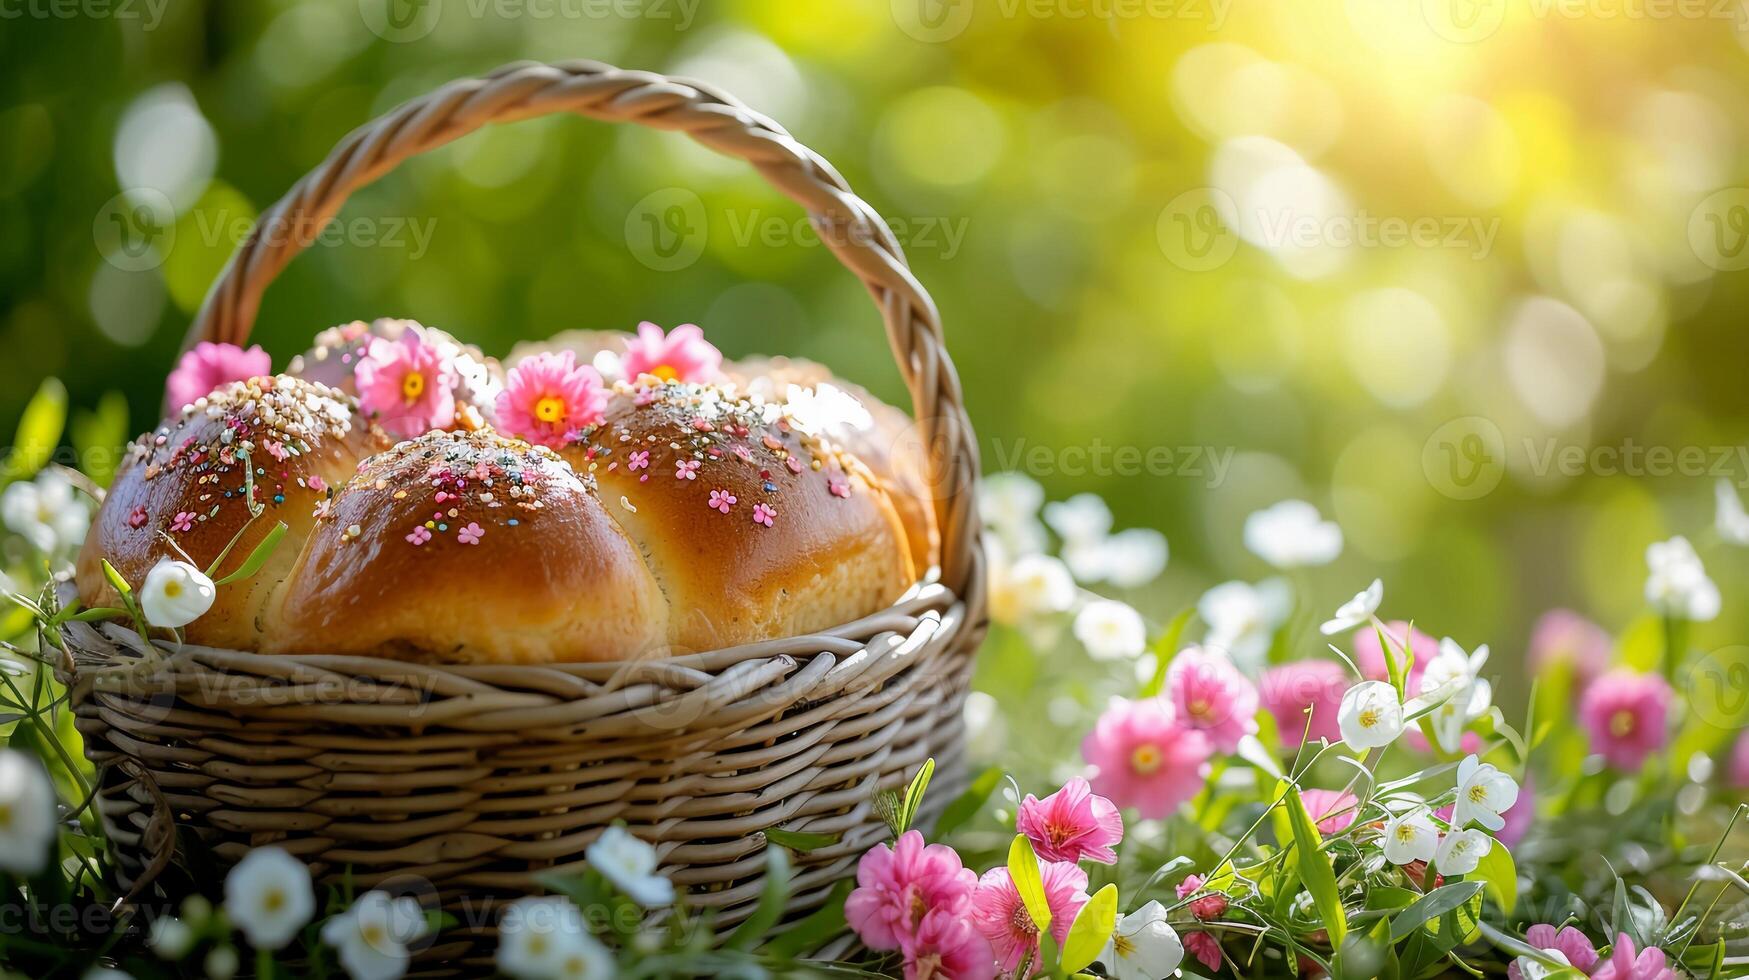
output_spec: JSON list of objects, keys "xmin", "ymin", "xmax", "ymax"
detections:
[
  {"xmin": 213, "ymin": 521, "xmax": 289, "ymax": 585},
  {"xmin": 725, "ymin": 845, "xmax": 792, "ymax": 950},
  {"xmin": 4, "ymin": 378, "xmax": 67, "ymax": 482},
  {"xmin": 70, "ymin": 390, "xmax": 128, "ymax": 488},
  {"xmin": 1471, "ymin": 841, "xmax": 1517, "ymax": 915},
  {"xmin": 1282, "ymin": 782, "xmax": 1347, "ymax": 950},
  {"xmin": 935, "ymin": 765, "xmax": 1002, "ymax": 839},
  {"xmin": 764, "ymin": 878, "xmax": 852, "ymax": 958},
  {"xmin": 1389, "ymin": 881, "xmax": 1483, "ymax": 942},
  {"xmin": 1140, "ymin": 606, "xmax": 1194, "ymax": 697},
  {"xmin": 1008, "ymin": 834, "xmax": 1052, "ymax": 933},
  {"xmin": 1377, "ymin": 621, "xmax": 1408, "ymax": 700},
  {"xmin": 1060, "ymin": 882, "xmax": 1118, "ymax": 974},
  {"xmin": 896, "ymin": 757, "xmax": 934, "ymax": 835},
  {"xmin": 100, "ymin": 559, "xmax": 133, "ymax": 597},
  {"xmin": 762, "ymin": 828, "xmax": 839, "ymax": 852}
]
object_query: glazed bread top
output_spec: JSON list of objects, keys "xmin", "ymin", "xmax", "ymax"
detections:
[{"xmin": 77, "ymin": 368, "xmax": 918, "ymax": 663}]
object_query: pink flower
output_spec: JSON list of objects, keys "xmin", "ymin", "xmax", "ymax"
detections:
[
  {"xmin": 674, "ymin": 459, "xmax": 700, "ymax": 481},
  {"xmin": 355, "ymin": 325, "xmax": 457, "ymax": 438},
  {"xmin": 1578, "ymin": 670, "xmax": 1673, "ymax": 771},
  {"xmin": 621, "ymin": 321, "xmax": 723, "ymax": 383},
  {"xmin": 405, "ymin": 526, "xmax": 432, "ymax": 545},
  {"xmin": 1497, "ymin": 771, "xmax": 1535, "ymax": 848},
  {"xmin": 1175, "ymin": 874, "xmax": 1228, "ymax": 920},
  {"xmin": 1508, "ymin": 925, "xmax": 1598, "ymax": 980},
  {"xmin": 1015, "ymin": 777, "xmax": 1123, "ymax": 865},
  {"xmin": 969, "ymin": 862, "xmax": 1089, "ymax": 972},
  {"xmin": 166, "ymin": 341, "xmax": 272, "ymax": 409},
  {"xmin": 1081, "ymin": 697, "xmax": 1213, "ymax": 820},
  {"xmin": 1529, "ymin": 609, "xmax": 1612, "ymax": 689},
  {"xmin": 170, "ymin": 511, "xmax": 196, "ymax": 533},
  {"xmin": 901, "ymin": 910, "xmax": 995, "ymax": 980},
  {"xmin": 457, "ymin": 522, "xmax": 484, "ymax": 545},
  {"xmin": 1729, "ymin": 730, "xmax": 1749, "ymax": 789},
  {"xmin": 844, "ymin": 830, "xmax": 977, "ymax": 953},
  {"xmin": 628, "ymin": 450, "xmax": 650, "ymax": 472},
  {"xmin": 828, "ymin": 476, "xmax": 852, "ymax": 498},
  {"xmin": 1167, "ymin": 647, "xmax": 1260, "ymax": 753},
  {"xmin": 753, "ymin": 503, "xmax": 776, "ymax": 527},
  {"xmin": 1590, "ymin": 933, "xmax": 1679, "ymax": 980},
  {"xmin": 1259, "ymin": 660, "xmax": 1349, "ymax": 747},
  {"xmin": 1184, "ymin": 931, "xmax": 1223, "ymax": 971},
  {"xmin": 1300, "ymin": 788, "xmax": 1359, "ymax": 836},
  {"xmin": 127, "ymin": 505, "xmax": 149, "ymax": 529},
  {"xmin": 495, "ymin": 351, "xmax": 607, "ymax": 449},
  {"xmin": 708, "ymin": 489, "xmax": 737, "ymax": 514},
  {"xmin": 1355, "ymin": 620, "xmax": 1436, "ymax": 688}
]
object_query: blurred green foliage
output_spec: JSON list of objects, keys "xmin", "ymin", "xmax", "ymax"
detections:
[{"xmin": 4, "ymin": 0, "xmax": 1748, "ymax": 708}]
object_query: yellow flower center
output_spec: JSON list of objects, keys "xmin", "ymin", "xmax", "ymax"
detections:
[
  {"xmin": 1610, "ymin": 709, "xmax": 1635, "ymax": 737},
  {"xmin": 162, "ymin": 580, "xmax": 182, "ymax": 599},
  {"xmin": 534, "ymin": 395, "xmax": 567, "ymax": 424},
  {"xmin": 0, "ymin": 803, "xmax": 11, "ymax": 829},
  {"xmin": 361, "ymin": 923, "xmax": 386, "ymax": 947},
  {"xmin": 1467, "ymin": 784, "xmax": 1489, "ymax": 804},
  {"xmin": 651, "ymin": 364, "xmax": 680, "ymax": 382},
  {"xmin": 1394, "ymin": 824, "xmax": 1417, "ymax": 843},
  {"xmin": 1113, "ymin": 932, "xmax": 1136, "ymax": 958},
  {"xmin": 263, "ymin": 888, "xmax": 285, "ymax": 913},
  {"xmin": 528, "ymin": 935, "xmax": 549, "ymax": 957},
  {"xmin": 1359, "ymin": 708, "xmax": 1379, "ymax": 729},
  {"xmin": 1131, "ymin": 744, "xmax": 1163, "ymax": 774},
  {"xmin": 563, "ymin": 952, "xmax": 591, "ymax": 977},
  {"xmin": 1189, "ymin": 698, "xmax": 1213, "ymax": 721},
  {"xmin": 402, "ymin": 371, "xmax": 426, "ymax": 403}
]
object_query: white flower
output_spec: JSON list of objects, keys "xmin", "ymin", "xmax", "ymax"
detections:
[
  {"xmin": 1244, "ymin": 500, "xmax": 1342, "ymax": 569},
  {"xmin": 1073, "ymin": 600, "xmax": 1147, "ymax": 661},
  {"xmin": 223, "ymin": 847, "xmax": 315, "ymax": 951},
  {"xmin": 149, "ymin": 916, "xmax": 196, "ymax": 960},
  {"xmin": 1416, "ymin": 639, "xmax": 1492, "ymax": 753},
  {"xmin": 320, "ymin": 890, "xmax": 428, "ymax": 980},
  {"xmin": 979, "ymin": 472, "xmax": 1047, "ymax": 554},
  {"xmin": 2, "ymin": 469, "xmax": 89, "ymax": 556},
  {"xmin": 988, "ymin": 550, "xmax": 1077, "ymax": 625},
  {"xmin": 782, "ymin": 383, "xmax": 872, "ymax": 436},
  {"xmin": 1064, "ymin": 527, "xmax": 1169, "ymax": 587},
  {"xmin": 1512, "ymin": 950, "xmax": 1573, "ymax": 980},
  {"xmin": 1338, "ymin": 680, "xmax": 1403, "ymax": 750},
  {"xmin": 591, "ymin": 348, "xmax": 625, "ymax": 384},
  {"xmin": 1044, "ymin": 493, "xmax": 1113, "ymax": 545},
  {"xmin": 497, "ymin": 897, "xmax": 586, "ymax": 979},
  {"xmin": 1645, "ymin": 536, "xmax": 1720, "ymax": 621},
  {"xmin": 1101, "ymin": 900, "xmax": 1184, "ymax": 980},
  {"xmin": 205, "ymin": 946, "xmax": 239, "ymax": 980},
  {"xmin": 1198, "ymin": 579, "xmax": 1292, "ymax": 671},
  {"xmin": 139, "ymin": 559, "xmax": 217, "ymax": 629},
  {"xmin": 1434, "ymin": 827, "xmax": 1493, "ymax": 875},
  {"xmin": 1320, "ymin": 579, "xmax": 1383, "ymax": 636},
  {"xmin": 1717, "ymin": 480, "xmax": 1749, "ymax": 546},
  {"xmin": 0, "ymin": 750, "xmax": 58, "ymax": 875},
  {"xmin": 586, "ymin": 825, "xmax": 674, "ymax": 908},
  {"xmin": 1381, "ymin": 807, "xmax": 1439, "ymax": 865},
  {"xmin": 1452, "ymin": 755, "xmax": 1519, "ymax": 832},
  {"xmin": 550, "ymin": 932, "xmax": 617, "ymax": 979}
]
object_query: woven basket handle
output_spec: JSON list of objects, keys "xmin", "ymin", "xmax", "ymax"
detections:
[{"xmin": 184, "ymin": 60, "xmax": 983, "ymax": 596}]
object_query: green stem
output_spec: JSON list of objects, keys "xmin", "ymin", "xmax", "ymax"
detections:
[{"xmin": 257, "ymin": 945, "xmax": 275, "ymax": 980}]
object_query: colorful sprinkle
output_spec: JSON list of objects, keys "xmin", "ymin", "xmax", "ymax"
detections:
[
  {"xmin": 406, "ymin": 526, "xmax": 432, "ymax": 546},
  {"xmin": 708, "ymin": 488, "xmax": 737, "ymax": 514},
  {"xmin": 457, "ymin": 522, "xmax": 484, "ymax": 545},
  {"xmin": 170, "ymin": 511, "xmax": 196, "ymax": 533},
  {"xmin": 127, "ymin": 504, "xmax": 149, "ymax": 529},
  {"xmin": 752, "ymin": 503, "xmax": 776, "ymax": 527},
  {"xmin": 628, "ymin": 450, "xmax": 650, "ymax": 472},
  {"xmin": 674, "ymin": 459, "xmax": 700, "ymax": 481}
]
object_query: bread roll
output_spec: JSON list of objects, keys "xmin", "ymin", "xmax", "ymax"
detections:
[
  {"xmin": 570, "ymin": 379, "xmax": 915, "ymax": 654},
  {"xmin": 269, "ymin": 429, "xmax": 668, "ymax": 663},
  {"xmin": 729, "ymin": 356, "xmax": 939, "ymax": 573},
  {"xmin": 76, "ymin": 376, "xmax": 391, "ymax": 649},
  {"xmin": 287, "ymin": 318, "xmax": 503, "ymax": 431}
]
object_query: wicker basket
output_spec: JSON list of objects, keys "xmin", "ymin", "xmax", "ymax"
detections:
[{"xmin": 56, "ymin": 60, "xmax": 985, "ymax": 971}]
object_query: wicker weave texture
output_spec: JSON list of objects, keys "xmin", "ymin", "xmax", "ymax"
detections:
[{"xmin": 59, "ymin": 60, "xmax": 987, "ymax": 968}]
